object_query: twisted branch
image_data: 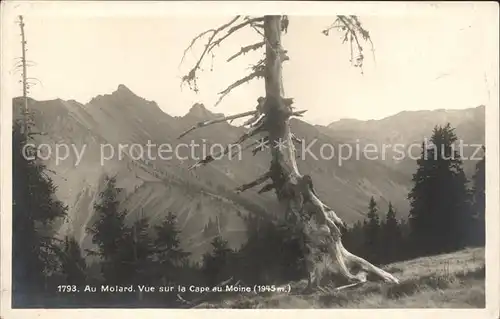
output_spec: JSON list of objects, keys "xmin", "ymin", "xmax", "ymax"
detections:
[
  {"xmin": 180, "ymin": 17, "xmax": 240, "ymax": 90},
  {"xmin": 178, "ymin": 109, "xmax": 257, "ymax": 139},
  {"xmin": 214, "ymin": 66, "xmax": 265, "ymax": 107},
  {"xmin": 322, "ymin": 15, "xmax": 375, "ymax": 71},
  {"xmin": 209, "ymin": 17, "xmax": 264, "ymax": 51},
  {"xmin": 188, "ymin": 123, "xmax": 264, "ymax": 170},
  {"xmin": 227, "ymin": 41, "xmax": 265, "ymax": 62},
  {"xmin": 180, "ymin": 16, "xmax": 264, "ymax": 93},
  {"xmin": 235, "ymin": 171, "xmax": 271, "ymax": 193}
]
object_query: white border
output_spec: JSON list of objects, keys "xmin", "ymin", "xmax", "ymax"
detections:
[{"xmin": 1, "ymin": 1, "xmax": 499, "ymax": 319}]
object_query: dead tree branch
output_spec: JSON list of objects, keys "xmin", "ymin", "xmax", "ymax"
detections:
[
  {"xmin": 188, "ymin": 124, "xmax": 264, "ymax": 170},
  {"xmin": 214, "ymin": 66, "xmax": 265, "ymax": 107},
  {"xmin": 322, "ymin": 15, "xmax": 375, "ymax": 71},
  {"xmin": 180, "ymin": 16, "xmax": 240, "ymax": 91},
  {"xmin": 180, "ymin": 16, "xmax": 265, "ymax": 92},
  {"xmin": 291, "ymin": 133, "xmax": 303, "ymax": 144},
  {"xmin": 227, "ymin": 41, "xmax": 265, "ymax": 62},
  {"xmin": 178, "ymin": 109, "xmax": 257, "ymax": 139},
  {"xmin": 258, "ymin": 183, "xmax": 275, "ymax": 194},
  {"xmin": 209, "ymin": 17, "xmax": 264, "ymax": 51},
  {"xmin": 291, "ymin": 110, "xmax": 307, "ymax": 117},
  {"xmin": 235, "ymin": 171, "xmax": 272, "ymax": 193}
]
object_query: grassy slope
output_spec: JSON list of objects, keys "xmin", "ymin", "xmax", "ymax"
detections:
[{"xmin": 200, "ymin": 247, "xmax": 485, "ymax": 308}]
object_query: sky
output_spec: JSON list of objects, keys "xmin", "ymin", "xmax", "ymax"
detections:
[{"xmin": 3, "ymin": 2, "xmax": 499, "ymax": 125}]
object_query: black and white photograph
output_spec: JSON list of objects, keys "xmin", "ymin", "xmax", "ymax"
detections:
[{"xmin": 1, "ymin": 1, "xmax": 499, "ymax": 316}]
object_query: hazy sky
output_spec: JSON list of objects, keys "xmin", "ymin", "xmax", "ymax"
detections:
[{"xmin": 3, "ymin": 2, "xmax": 498, "ymax": 125}]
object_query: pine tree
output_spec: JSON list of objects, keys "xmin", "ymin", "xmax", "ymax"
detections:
[
  {"xmin": 236, "ymin": 215, "xmax": 267, "ymax": 284},
  {"xmin": 202, "ymin": 235, "xmax": 235, "ymax": 286},
  {"xmin": 343, "ymin": 221, "xmax": 365, "ymax": 258},
  {"xmin": 60, "ymin": 235, "xmax": 87, "ymax": 286},
  {"xmin": 364, "ymin": 197, "xmax": 381, "ymax": 264},
  {"xmin": 152, "ymin": 212, "xmax": 190, "ymax": 285},
  {"xmin": 237, "ymin": 215, "xmax": 306, "ymax": 285},
  {"xmin": 471, "ymin": 146, "xmax": 485, "ymax": 246},
  {"xmin": 202, "ymin": 216, "xmax": 220, "ymax": 238},
  {"xmin": 123, "ymin": 214, "xmax": 156, "ymax": 286},
  {"xmin": 381, "ymin": 202, "xmax": 402, "ymax": 263},
  {"xmin": 12, "ymin": 121, "xmax": 68, "ymax": 305},
  {"xmin": 408, "ymin": 123, "xmax": 472, "ymax": 255},
  {"xmin": 397, "ymin": 218, "xmax": 411, "ymax": 260},
  {"xmin": 86, "ymin": 175, "xmax": 129, "ymax": 284}
]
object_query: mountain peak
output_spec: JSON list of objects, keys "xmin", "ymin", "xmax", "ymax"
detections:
[
  {"xmin": 88, "ymin": 83, "xmax": 150, "ymax": 108},
  {"xmin": 115, "ymin": 84, "xmax": 134, "ymax": 95},
  {"xmin": 186, "ymin": 103, "xmax": 224, "ymax": 120}
]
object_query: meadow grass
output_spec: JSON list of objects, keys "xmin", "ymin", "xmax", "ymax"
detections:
[{"xmin": 203, "ymin": 247, "xmax": 485, "ymax": 308}]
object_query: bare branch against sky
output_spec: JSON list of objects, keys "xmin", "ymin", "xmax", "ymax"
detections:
[{"xmin": 2, "ymin": 1, "xmax": 498, "ymax": 126}]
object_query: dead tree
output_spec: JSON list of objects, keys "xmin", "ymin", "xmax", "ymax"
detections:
[
  {"xmin": 15, "ymin": 15, "xmax": 42, "ymax": 138},
  {"xmin": 178, "ymin": 15, "xmax": 399, "ymax": 292},
  {"xmin": 18, "ymin": 15, "xmax": 30, "ymax": 135}
]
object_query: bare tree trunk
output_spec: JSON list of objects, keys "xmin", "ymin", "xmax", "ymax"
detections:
[
  {"xmin": 18, "ymin": 15, "xmax": 29, "ymax": 136},
  {"xmin": 261, "ymin": 16, "xmax": 398, "ymax": 290}
]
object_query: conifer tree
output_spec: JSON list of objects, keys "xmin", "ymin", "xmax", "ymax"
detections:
[
  {"xmin": 471, "ymin": 146, "xmax": 485, "ymax": 246},
  {"xmin": 343, "ymin": 221, "xmax": 365, "ymax": 258},
  {"xmin": 86, "ymin": 175, "xmax": 129, "ymax": 284},
  {"xmin": 60, "ymin": 235, "xmax": 87, "ymax": 286},
  {"xmin": 408, "ymin": 123, "xmax": 472, "ymax": 255},
  {"xmin": 381, "ymin": 202, "xmax": 402, "ymax": 263},
  {"xmin": 123, "ymin": 215, "xmax": 156, "ymax": 286},
  {"xmin": 237, "ymin": 215, "xmax": 306, "ymax": 284},
  {"xmin": 152, "ymin": 212, "xmax": 191, "ymax": 285},
  {"xmin": 364, "ymin": 197, "xmax": 381, "ymax": 264},
  {"xmin": 12, "ymin": 121, "xmax": 68, "ymax": 304},
  {"xmin": 202, "ymin": 235, "xmax": 235, "ymax": 286}
]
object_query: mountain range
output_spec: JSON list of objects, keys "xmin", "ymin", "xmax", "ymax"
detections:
[
  {"xmin": 323, "ymin": 105, "xmax": 485, "ymax": 178},
  {"xmin": 12, "ymin": 85, "xmax": 485, "ymax": 261}
]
